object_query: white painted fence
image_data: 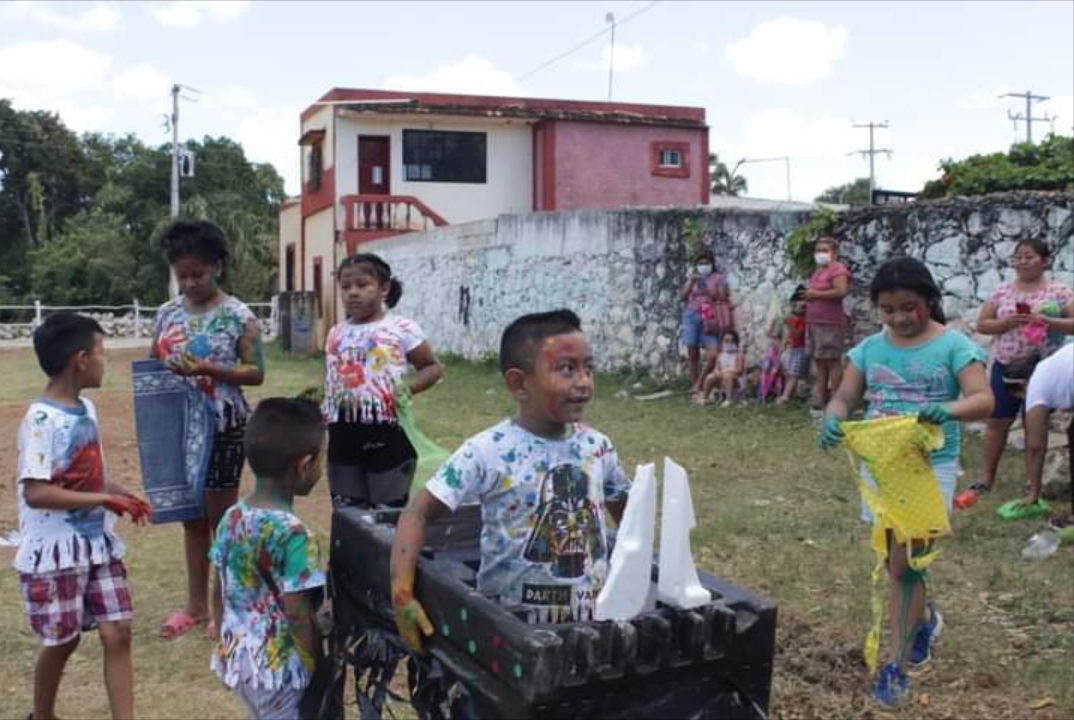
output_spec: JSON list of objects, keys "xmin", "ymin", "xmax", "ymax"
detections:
[{"xmin": 0, "ymin": 296, "xmax": 278, "ymax": 341}]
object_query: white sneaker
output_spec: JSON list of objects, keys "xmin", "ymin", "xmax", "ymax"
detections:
[{"xmin": 721, "ymin": 400, "xmax": 732, "ymax": 408}]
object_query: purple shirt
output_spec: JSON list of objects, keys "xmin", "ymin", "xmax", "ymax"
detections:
[
  {"xmin": 806, "ymin": 261, "xmax": 850, "ymax": 326},
  {"xmin": 687, "ymin": 274, "xmax": 727, "ymax": 314}
]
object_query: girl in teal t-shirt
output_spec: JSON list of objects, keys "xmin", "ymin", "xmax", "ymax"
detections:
[{"xmin": 818, "ymin": 257, "xmax": 993, "ymax": 708}]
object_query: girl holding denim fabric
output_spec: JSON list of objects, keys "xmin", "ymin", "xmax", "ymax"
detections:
[{"xmin": 151, "ymin": 218, "xmax": 265, "ymax": 641}]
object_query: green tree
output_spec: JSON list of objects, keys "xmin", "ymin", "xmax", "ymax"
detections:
[
  {"xmin": 921, "ymin": 133, "xmax": 1074, "ymax": 198},
  {"xmin": 709, "ymin": 153, "xmax": 748, "ymax": 196},
  {"xmin": 0, "ymin": 100, "xmax": 96, "ymax": 295},
  {"xmin": 814, "ymin": 177, "xmax": 872, "ymax": 206},
  {"xmin": 28, "ymin": 208, "xmax": 139, "ymax": 305}
]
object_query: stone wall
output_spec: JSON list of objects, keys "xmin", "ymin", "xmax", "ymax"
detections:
[{"xmin": 365, "ymin": 191, "xmax": 1073, "ymax": 381}]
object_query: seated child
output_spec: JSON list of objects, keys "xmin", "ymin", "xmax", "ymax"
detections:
[
  {"xmin": 697, "ymin": 330, "xmax": 746, "ymax": 407},
  {"xmin": 389, "ymin": 309, "xmax": 630, "ymax": 650},
  {"xmin": 777, "ymin": 287, "xmax": 810, "ymax": 406},
  {"xmin": 16, "ymin": 313, "xmax": 151, "ymax": 720},
  {"xmin": 210, "ymin": 398, "xmax": 326, "ymax": 719}
]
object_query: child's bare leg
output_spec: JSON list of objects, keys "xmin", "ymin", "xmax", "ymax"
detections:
[
  {"xmin": 722, "ymin": 373, "xmax": 737, "ymax": 402},
  {"xmin": 99, "ymin": 621, "xmax": 134, "ymax": 720},
  {"xmin": 205, "ymin": 487, "xmax": 238, "ymax": 627},
  {"xmin": 778, "ymin": 377, "xmax": 799, "ymax": 404},
  {"xmin": 34, "ymin": 636, "xmax": 80, "ymax": 720},
  {"xmin": 888, "ymin": 541, "xmax": 927, "ymax": 671},
  {"xmin": 698, "ymin": 370, "xmax": 718, "ymax": 400},
  {"xmin": 181, "ymin": 518, "xmax": 212, "ymax": 619}
]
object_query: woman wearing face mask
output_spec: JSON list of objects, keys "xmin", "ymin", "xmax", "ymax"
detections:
[
  {"xmin": 680, "ymin": 250, "xmax": 729, "ymax": 393},
  {"xmin": 803, "ymin": 236, "xmax": 851, "ymax": 416}
]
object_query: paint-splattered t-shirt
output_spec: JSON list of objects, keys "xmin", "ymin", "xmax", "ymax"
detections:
[
  {"xmin": 322, "ymin": 316, "xmax": 425, "ymax": 424},
  {"xmin": 987, "ymin": 280, "xmax": 1073, "ymax": 364},
  {"xmin": 425, "ymin": 420, "xmax": 630, "ymax": 624},
  {"xmin": 15, "ymin": 398, "xmax": 124, "ymax": 574},
  {"xmin": 153, "ymin": 295, "xmax": 258, "ymax": 430},
  {"xmin": 210, "ymin": 501, "xmax": 325, "ymax": 691},
  {"xmin": 847, "ymin": 329, "xmax": 987, "ymax": 465}
]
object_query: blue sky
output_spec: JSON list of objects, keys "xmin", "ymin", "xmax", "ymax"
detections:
[{"xmin": 2, "ymin": 0, "xmax": 1072, "ymax": 201}]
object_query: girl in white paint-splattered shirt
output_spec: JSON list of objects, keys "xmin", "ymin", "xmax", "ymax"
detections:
[{"xmin": 322, "ymin": 253, "xmax": 443, "ymax": 509}]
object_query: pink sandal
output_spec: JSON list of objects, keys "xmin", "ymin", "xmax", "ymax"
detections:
[{"xmin": 159, "ymin": 611, "xmax": 206, "ymax": 641}]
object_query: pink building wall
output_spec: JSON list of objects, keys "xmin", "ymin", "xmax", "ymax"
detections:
[{"xmin": 552, "ymin": 121, "xmax": 707, "ymax": 210}]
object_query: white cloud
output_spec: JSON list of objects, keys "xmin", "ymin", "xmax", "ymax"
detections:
[
  {"xmin": 1, "ymin": 1, "xmax": 120, "ymax": 32},
  {"xmin": 713, "ymin": 108, "xmax": 873, "ymax": 201},
  {"xmin": 0, "ymin": 40, "xmax": 112, "ymax": 94},
  {"xmin": 0, "ymin": 85, "xmax": 115, "ymax": 131},
  {"xmin": 957, "ymin": 84, "xmax": 1014, "ymax": 111},
  {"xmin": 725, "ymin": 17, "xmax": 848, "ymax": 85},
  {"xmin": 577, "ymin": 43, "xmax": 647, "ymax": 73},
  {"xmin": 149, "ymin": 0, "xmax": 250, "ymax": 28},
  {"xmin": 1042, "ymin": 94, "xmax": 1074, "ymax": 135},
  {"xmin": 383, "ymin": 56, "xmax": 521, "ymax": 96},
  {"xmin": 202, "ymin": 84, "xmax": 259, "ymax": 111},
  {"xmin": 236, "ymin": 105, "xmax": 301, "ymax": 196},
  {"xmin": 113, "ymin": 64, "xmax": 171, "ymax": 101}
]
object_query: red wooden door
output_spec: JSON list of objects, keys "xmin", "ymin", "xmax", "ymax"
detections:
[{"xmin": 358, "ymin": 136, "xmax": 390, "ymax": 229}]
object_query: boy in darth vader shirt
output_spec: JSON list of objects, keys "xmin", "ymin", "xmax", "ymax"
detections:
[{"xmin": 389, "ymin": 310, "xmax": 629, "ymax": 650}]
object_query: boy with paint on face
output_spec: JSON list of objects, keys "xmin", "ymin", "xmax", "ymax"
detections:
[
  {"xmin": 389, "ymin": 309, "xmax": 630, "ymax": 651},
  {"xmin": 16, "ymin": 313, "xmax": 152, "ymax": 720}
]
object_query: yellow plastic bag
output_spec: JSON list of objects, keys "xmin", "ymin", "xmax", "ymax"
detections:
[{"xmin": 840, "ymin": 415, "xmax": 948, "ymax": 672}]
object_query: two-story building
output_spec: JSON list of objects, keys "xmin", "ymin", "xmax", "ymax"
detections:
[{"xmin": 279, "ymin": 87, "xmax": 709, "ymax": 340}]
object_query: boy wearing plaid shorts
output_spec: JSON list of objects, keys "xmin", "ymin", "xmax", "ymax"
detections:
[{"xmin": 15, "ymin": 313, "xmax": 151, "ymax": 720}]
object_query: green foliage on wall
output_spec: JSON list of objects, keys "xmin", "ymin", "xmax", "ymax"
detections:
[{"xmin": 785, "ymin": 206, "xmax": 839, "ymax": 279}]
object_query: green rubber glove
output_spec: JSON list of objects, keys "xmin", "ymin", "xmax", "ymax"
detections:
[
  {"xmin": 818, "ymin": 414, "xmax": 844, "ymax": 449},
  {"xmin": 918, "ymin": 404, "xmax": 953, "ymax": 426}
]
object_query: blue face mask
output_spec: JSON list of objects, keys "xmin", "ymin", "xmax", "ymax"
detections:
[{"xmin": 723, "ymin": 343, "xmax": 738, "ymax": 353}]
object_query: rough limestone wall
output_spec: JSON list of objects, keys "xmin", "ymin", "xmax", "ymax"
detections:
[
  {"xmin": 364, "ymin": 207, "xmax": 811, "ymax": 378},
  {"xmin": 362, "ymin": 191, "xmax": 1073, "ymax": 381},
  {"xmin": 835, "ymin": 191, "xmax": 1074, "ymax": 350}
]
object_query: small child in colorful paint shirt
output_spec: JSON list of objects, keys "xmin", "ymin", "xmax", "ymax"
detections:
[
  {"xmin": 390, "ymin": 310, "xmax": 629, "ymax": 652},
  {"xmin": 210, "ymin": 399, "xmax": 326, "ymax": 719}
]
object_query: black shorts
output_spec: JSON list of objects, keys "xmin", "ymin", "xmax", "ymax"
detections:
[
  {"xmin": 205, "ymin": 410, "xmax": 246, "ymax": 491},
  {"xmin": 327, "ymin": 422, "xmax": 416, "ymax": 508}
]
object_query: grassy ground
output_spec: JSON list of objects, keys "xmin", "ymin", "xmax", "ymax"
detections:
[{"xmin": 0, "ymin": 342, "xmax": 1071, "ymax": 719}]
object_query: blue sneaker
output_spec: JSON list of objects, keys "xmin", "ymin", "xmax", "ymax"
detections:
[
  {"xmin": 872, "ymin": 662, "xmax": 908, "ymax": 707},
  {"xmin": 908, "ymin": 601, "xmax": 943, "ymax": 669}
]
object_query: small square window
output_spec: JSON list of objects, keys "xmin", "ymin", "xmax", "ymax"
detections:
[{"xmin": 659, "ymin": 149, "xmax": 683, "ymax": 168}]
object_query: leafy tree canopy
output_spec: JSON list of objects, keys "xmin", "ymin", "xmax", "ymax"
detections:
[
  {"xmin": 921, "ymin": 133, "xmax": 1073, "ymax": 198},
  {"xmin": 0, "ymin": 99, "xmax": 285, "ymax": 304}
]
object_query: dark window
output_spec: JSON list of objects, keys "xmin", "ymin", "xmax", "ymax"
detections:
[
  {"xmin": 308, "ymin": 144, "xmax": 323, "ymax": 192},
  {"xmin": 659, "ymin": 149, "xmax": 683, "ymax": 168},
  {"xmin": 403, "ymin": 130, "xmax": 486, "ymax": 183},
  {"xmin": 285, "ymin": 244, "xmax": 295, "ymax": 292},
  {"xmin": 313, "ymin": 257, "xmax": 323, "ymax": 319}
]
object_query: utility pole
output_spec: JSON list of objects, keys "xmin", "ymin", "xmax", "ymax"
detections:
[
  {"xmin": 851, "ymin": 121, "xmax": 892, "ymax": 205},
  {"xmin": 170, "ymin": 84, "xmax": 180, "ymax": 220},
  {"xmin": 1000, "ymin": 90, "xmax": 1053, "ymax": 144},
  {"xmin": 165, "ymin": 83, "xmax": 201, "ymax": 297},
  {"xmin": 606, "ymin": 12, "xmax": 616, "ymax": 101}
]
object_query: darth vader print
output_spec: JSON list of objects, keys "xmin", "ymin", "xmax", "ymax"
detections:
[{"xmin": 523, "ymin": 463, "xmax": 607, "ymax": 579}]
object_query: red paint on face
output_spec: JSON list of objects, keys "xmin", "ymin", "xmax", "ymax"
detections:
[
  {"xmin": 914, "ymin": 302, "xmax": 928, "ymax": 325},
  {"xmin": 522, "ymin": 332, "xmax": 594, "ymax": 432}
]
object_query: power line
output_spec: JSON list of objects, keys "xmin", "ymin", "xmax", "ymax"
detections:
[
  {"xmin": 516, "ymin": 1, "xmax": 662, "ymax": 82},
  {"xmin": 1000, "ymin": 90, "xmax": 1052, "ymax": 144},
  {"xmin": 849, "ymin": 121, "xmax": 891, "ymax": 205}
]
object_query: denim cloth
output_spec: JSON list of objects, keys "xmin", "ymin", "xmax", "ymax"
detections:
[
  {"xmin": 680, "ymin": 308, "xmax": 718, "ymax": 348},
  {"xmin": 131, "ymin": 360, "xmax": 215, "ymax": 523}
]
